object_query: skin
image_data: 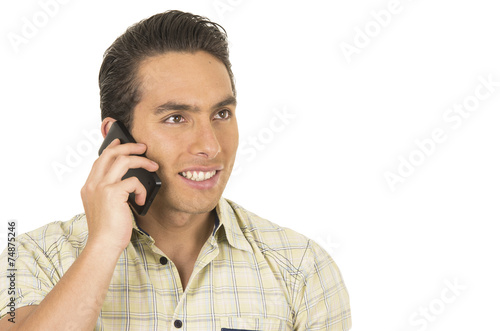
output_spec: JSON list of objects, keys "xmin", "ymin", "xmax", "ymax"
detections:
[
  {"xmin": 107, "ymin": 50, "xmax": 239, "ymax": 286},
  {"xmin": 0, "ymin": 50, "xmax": 238, "ymax": 330}
]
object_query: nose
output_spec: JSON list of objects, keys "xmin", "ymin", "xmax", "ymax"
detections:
[{"xmin": 188, "ymin": 120, "xmax": 221, "ymax": 159}]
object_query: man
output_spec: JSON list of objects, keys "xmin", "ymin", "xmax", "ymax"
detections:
[{"xmin": 0, "ymin": 10, "xmax": 351, "ymax": 330}]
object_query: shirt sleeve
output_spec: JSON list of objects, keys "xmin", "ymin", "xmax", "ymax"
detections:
[
  {"xmin": 293, "ymin": 239, "xmax": 352, "ymax": 330},
  {"xmin": 0, "ymin": 234, "xmax": 61, "ymax": 319}
]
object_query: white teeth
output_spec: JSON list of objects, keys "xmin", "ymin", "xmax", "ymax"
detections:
[{"xmin": 181, "ymin": 170, "xmax": 216, "ymax": 181}]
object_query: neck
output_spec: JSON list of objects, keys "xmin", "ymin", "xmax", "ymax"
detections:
[{"xmin": 134, "ymin": 207, "xmax": 216, "ymax": 257}]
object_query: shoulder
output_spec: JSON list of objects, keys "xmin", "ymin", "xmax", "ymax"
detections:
[
  {"xmin": 0, "ymin": 215, "xmax": 89, "ymax": 319},
  {"xmin": 221, "ymin": 199, "xmax": 351, "ymax": 327},
  {"xmin": 227, "ymin": 198, "xmax": 309, "ymax": 246},
  {"xmin": 223, "ymin": 198, "xmax": 336, "ymax": 278},
  {"xmin": 15, "ymin": 213, "xmax": 89, "ymax": 258}
]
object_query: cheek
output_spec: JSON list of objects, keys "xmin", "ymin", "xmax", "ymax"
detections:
[
  {"xmin": 146, "ymin": 135, "xmax": 182, "ymax": 168},
  {"xmin": 219, "ymin": 126, "xmax": 239, "ymax": 157}
]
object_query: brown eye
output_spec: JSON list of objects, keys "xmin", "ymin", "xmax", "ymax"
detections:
[
  {"xmin": 165, "ymin": 115, "xmax": 185, "ymax": 124},
  {"xmin": 216, "ymin": 109, "xmax": 231, "ymax": 119}
]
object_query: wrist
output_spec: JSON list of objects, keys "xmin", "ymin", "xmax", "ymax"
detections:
[{"xmin": 84, "ymin": 236, "xmax": 128, "ymax": 262}]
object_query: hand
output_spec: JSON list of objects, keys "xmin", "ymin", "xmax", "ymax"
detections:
[{"xmin": 80, "ymin": 139, "xmax": 159, "ymax": 253}]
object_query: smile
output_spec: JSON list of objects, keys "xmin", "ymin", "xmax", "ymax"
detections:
[{"xmin": 180, "ymin": 170, "xmax": 217, "ymax": 181}]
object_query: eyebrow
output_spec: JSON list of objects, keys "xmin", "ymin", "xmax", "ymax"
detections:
[{"xmin": 153, "ymin": 95, "xmax": 237, "ymax": 116}]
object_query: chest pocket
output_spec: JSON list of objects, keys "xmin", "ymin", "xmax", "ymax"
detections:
[{"xmin": 220, "ymin": 317, "xmax": 291, "ymax": 331}]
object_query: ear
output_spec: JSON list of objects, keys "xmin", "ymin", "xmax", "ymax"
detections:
[{"xmin": 101, "ymin": 117, "xmax": 117, "ymax": 138}]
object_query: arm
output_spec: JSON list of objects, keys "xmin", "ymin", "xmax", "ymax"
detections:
[
  {"xmin": 0, "ymin": 139, "xmax": 158, "ymax": 330},
  {"xmin": 0, "ymin": 240, "xmax": 122, "ymax": 331},
  {"xmin": 293, "ymin": 240, "xmax": 352, "ymax": 330}
]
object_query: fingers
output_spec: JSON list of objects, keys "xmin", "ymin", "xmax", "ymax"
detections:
[
  {"xmin": 120, "ymin": 176, "xmax": 148, "ymax": 206},
  {"xmin": 104, "ymin": 155, "xmax": 158, "ymax": 186},
  {"xmin": 83, "ymin": 139, "xmax": 159, "ymax": 211},
  {"xmin": 88, "ymin": 139, "xmax": 157, "ymax": 185}
]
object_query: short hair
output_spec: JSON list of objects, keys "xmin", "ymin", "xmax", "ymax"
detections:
[{"xmin": 98, "ymin": 10, "xmax": 235, "ymax": 129}]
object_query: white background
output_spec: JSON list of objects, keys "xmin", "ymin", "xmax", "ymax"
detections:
[{"xmin": 1, "ymin": 0, "xmax": 499, "ymax": 329}]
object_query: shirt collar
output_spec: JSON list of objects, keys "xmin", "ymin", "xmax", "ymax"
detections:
[
  {"xmin": 131, "ymin": 210, "xmax": 153, "ymax": 242},
  {"xmin": 215, "ymin": 197, "xmax": 253, "ymax": 253}
]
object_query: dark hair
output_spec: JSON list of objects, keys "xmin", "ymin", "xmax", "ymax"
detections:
[{"xmin": 98, "ymin": 10, "xmax": 235, "ymax": 129}]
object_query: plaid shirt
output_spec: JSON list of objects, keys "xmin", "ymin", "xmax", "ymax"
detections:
[{"xmin": 1, "ymin": 198, "xmax": 351, "ymax": 330}]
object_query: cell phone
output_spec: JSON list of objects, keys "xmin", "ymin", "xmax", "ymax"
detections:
[{"xmin": 98, "ymin": 121, "xmax": 161, "ymax": 216}]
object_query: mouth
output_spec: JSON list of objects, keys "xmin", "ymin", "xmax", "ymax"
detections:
[
  {"xmin": 179, "ymin": 170, "xmax": 218, "ymax": 182},
  {"xmin": 177, "ymin": 168, "xmax": 222, "ymax": 190}
]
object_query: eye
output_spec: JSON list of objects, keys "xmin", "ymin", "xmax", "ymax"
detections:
[
  {"xmin": 215, "ymin": 109, "xmax": 232, "ymax": 120},
  {"xmin": 164, "ymin": 114, "xmax": 185, "ymax": 124}
]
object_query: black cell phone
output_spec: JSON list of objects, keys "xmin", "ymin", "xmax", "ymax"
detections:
[{"xmin": 98, "ymin": 121, "xmax": 161, "ymax": 216}]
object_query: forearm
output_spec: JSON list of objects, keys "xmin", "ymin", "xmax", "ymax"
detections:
[{"xmin": 9, "ymin": 242, "xmax": 121, "ymax": 331}]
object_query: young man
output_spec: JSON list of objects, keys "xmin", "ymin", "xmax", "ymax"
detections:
[{"xmin": 0, "ymin": 10, "xmax": 351, "ymax": 330}]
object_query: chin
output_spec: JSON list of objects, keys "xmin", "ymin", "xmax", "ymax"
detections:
[{"xmin": 157, "ymin": 189, "xmax": 221, "ymax": 215}]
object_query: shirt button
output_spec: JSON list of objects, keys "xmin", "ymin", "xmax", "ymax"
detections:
[
  {"xmin": 159, "ymin": 256, "xmax": 168, "ymax": 265},
  {"xmin": 174, "ymin": 319, "xmax": 182, "ymax": 328}
]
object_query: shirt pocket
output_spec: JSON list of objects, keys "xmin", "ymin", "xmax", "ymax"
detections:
[{"xmin": 220, "ymin": 317, "xmax": 291, "ymax": 331}]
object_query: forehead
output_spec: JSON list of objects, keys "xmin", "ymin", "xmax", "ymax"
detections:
[{"xmin": 136, "ymin": 51, "xmax": 233, "ymax": 103}]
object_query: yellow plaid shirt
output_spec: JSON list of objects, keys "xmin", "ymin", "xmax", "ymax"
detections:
[{"xmin": 1, "ymin": 198, "xmax": 351, "ymax": 330}]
